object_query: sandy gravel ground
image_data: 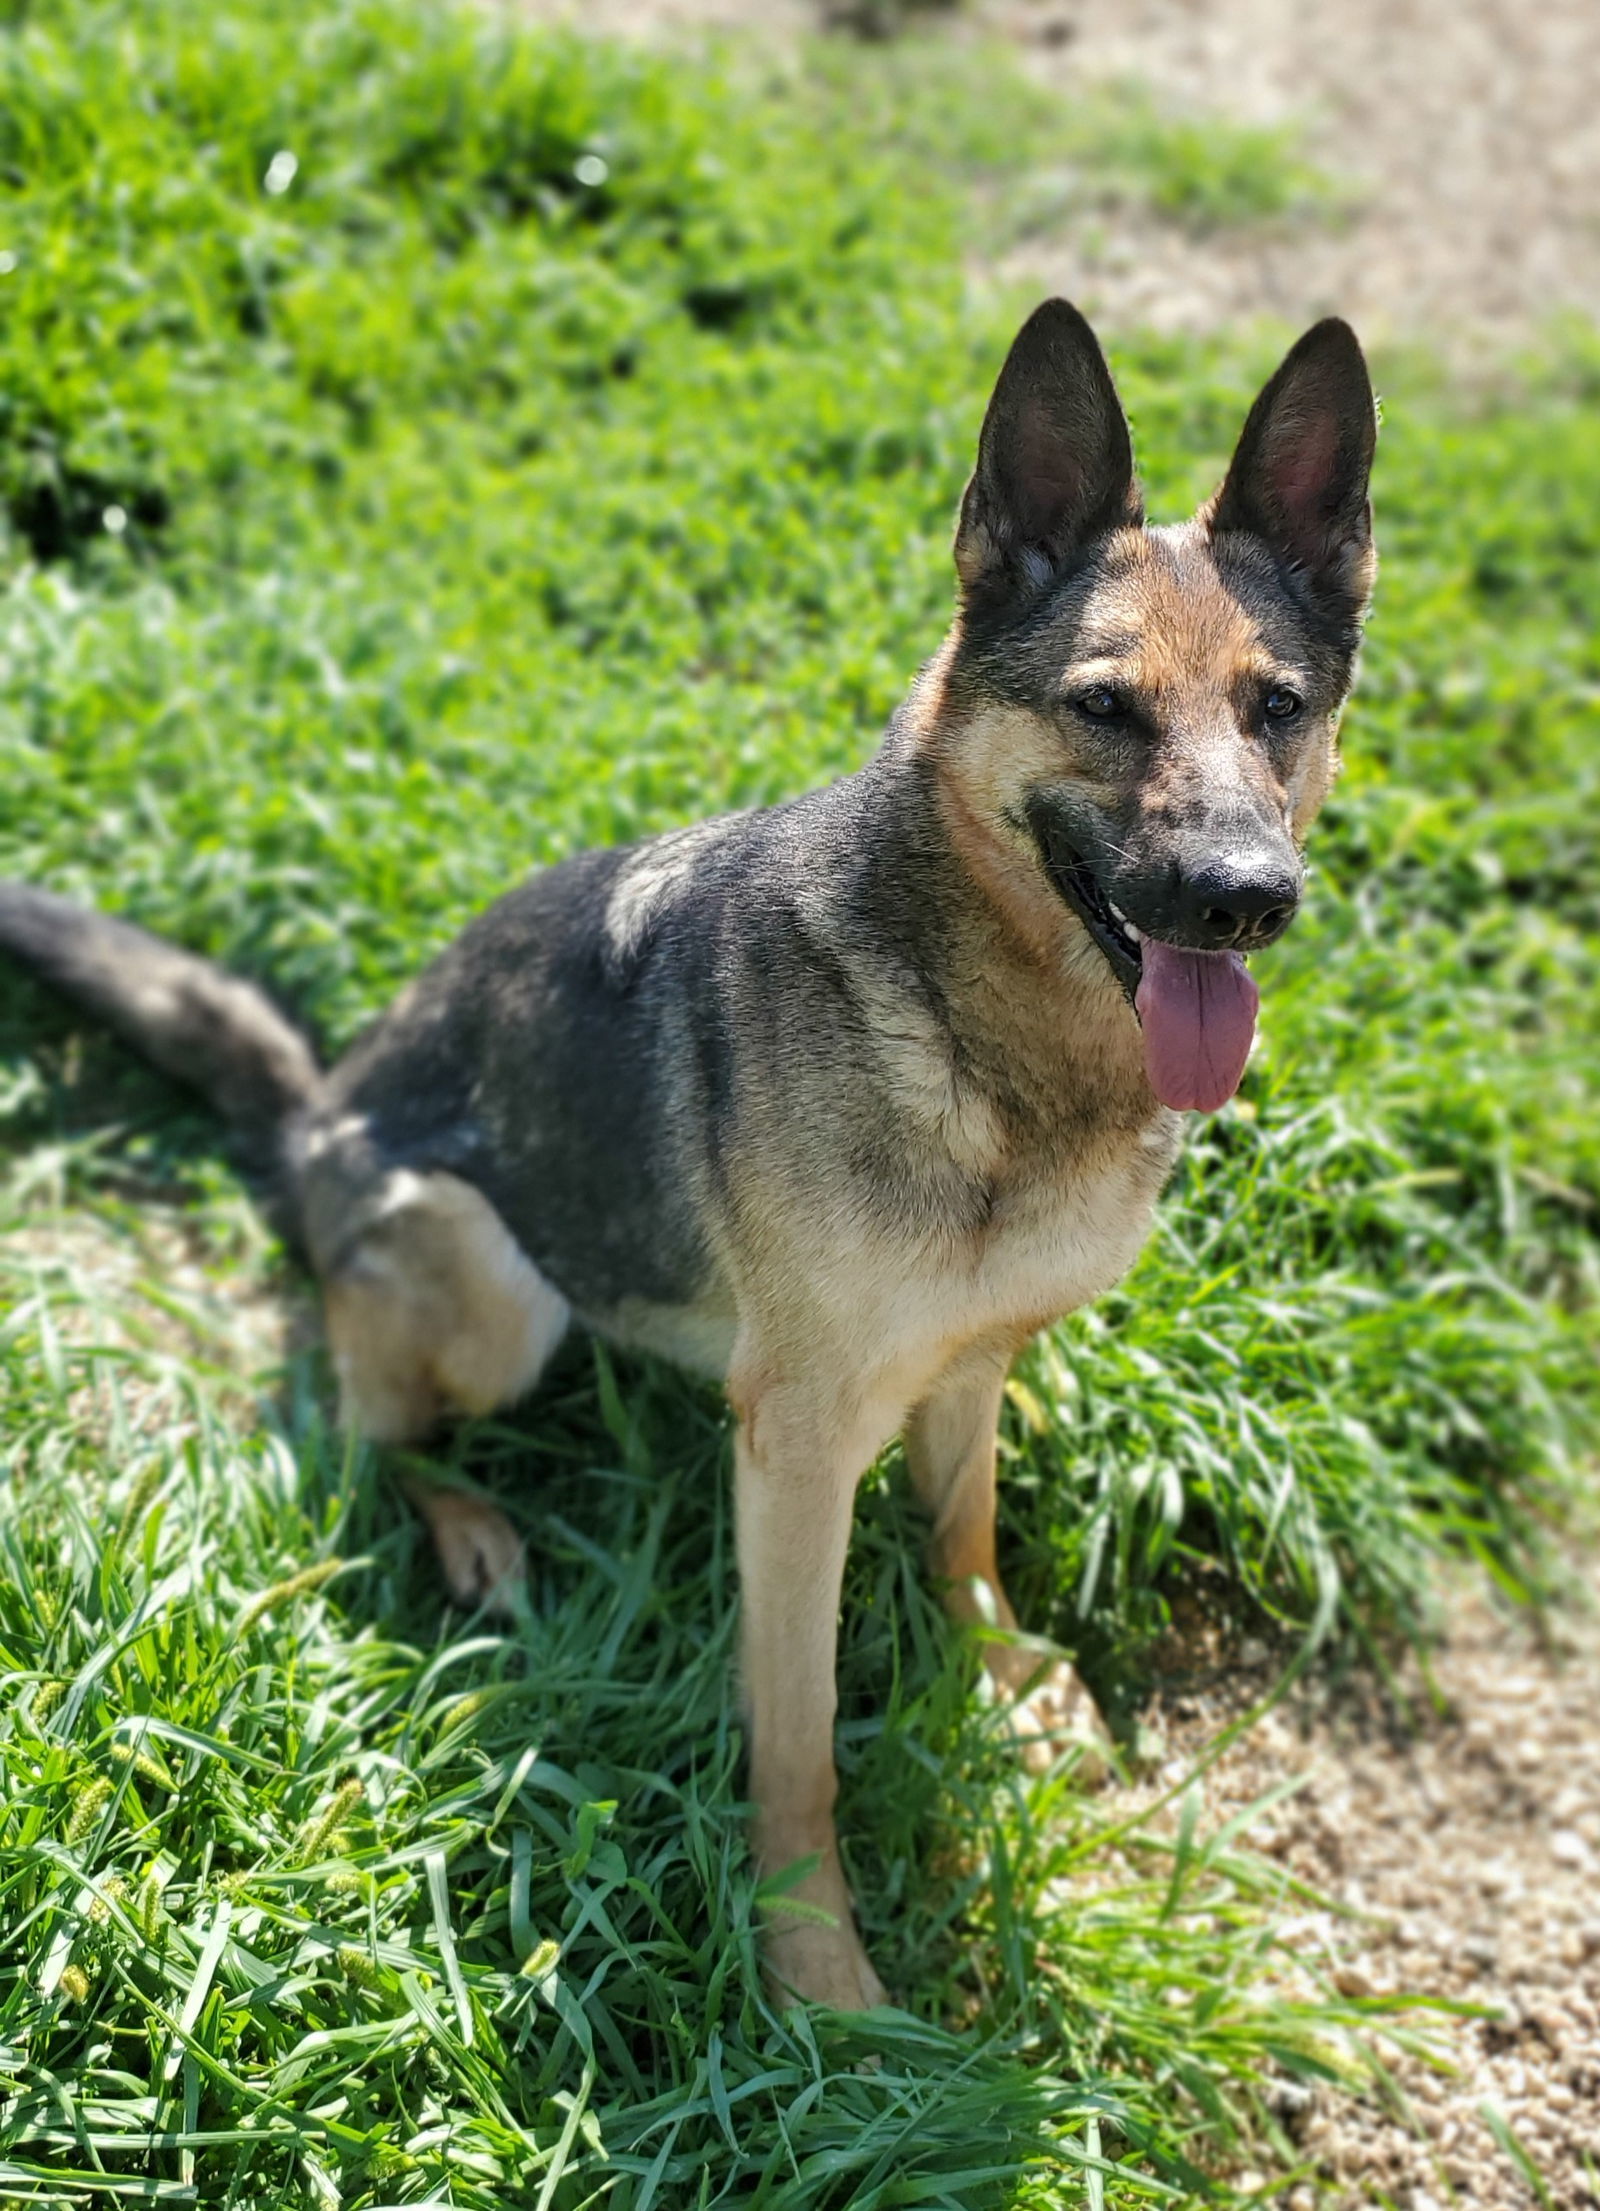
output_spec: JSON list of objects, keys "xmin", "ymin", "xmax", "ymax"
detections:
[
  {"xmin": 985, "ymin": 0, "xmax": 1600, "ymax": 343},
  {"xmin": 1143, "ymin": 1571, "xmax": 1600, "ymax": 2208},
  {"xmin": 522, "ymin": 0, "xmax": 1600, "ymax": 344}
]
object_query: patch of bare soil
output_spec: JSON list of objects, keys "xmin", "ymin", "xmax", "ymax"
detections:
[
  {"xmin": 985, "ymin": 0, "xmax": 1600, "ymax": 344},
  {"xmin": 1139, "ymin": 1568, "xmax": 1600, "ymax": 2208},
  {"xmin": 520, "ymin": 0, "xmax": 1600, "ymax": 347}
]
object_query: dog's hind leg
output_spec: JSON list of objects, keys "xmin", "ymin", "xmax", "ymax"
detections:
[
  {"xmin": 731, "ymin": 1360, "xmax": 901, "ymax": 2011},
  {"xmin": 321, "ymin": 1168, "xmax": 569, "ymax": 1607},
  {"xmin": 905, "ymin": 1348, "xmax": 1107, "ymax": 1776}
]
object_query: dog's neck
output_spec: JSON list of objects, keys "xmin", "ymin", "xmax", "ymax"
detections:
[{"xmin": 853, "ymin": 670, "xmax": 1159, "ymax": 1142}]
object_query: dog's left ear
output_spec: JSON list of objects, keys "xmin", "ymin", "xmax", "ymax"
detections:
[{"xmin": 1208, "ymin": 319, "xmax": 1377, "ymax": 627}]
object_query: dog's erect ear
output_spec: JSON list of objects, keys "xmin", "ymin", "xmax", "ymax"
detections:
[
  {"xmin": 955, "ymin": 299, "xmax": 1142, "ymax": 603},
  {"xmin": 1207, "ymin": 319, "xmax": 1376, "ymax": 622}
]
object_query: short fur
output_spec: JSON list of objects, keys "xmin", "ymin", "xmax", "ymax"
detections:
[{"xmin": 0, "ymin": 302, "xmax": 1377, "ymax": 2007}]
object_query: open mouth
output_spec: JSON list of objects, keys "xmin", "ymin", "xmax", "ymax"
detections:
[
  {"xmin": 1025, "ymin": 803, "xmax": 1142, "ymax": 1005},
  {"xmin": 1022, "ymin": 798, "xmax": 1262, "ymax": 1116}
]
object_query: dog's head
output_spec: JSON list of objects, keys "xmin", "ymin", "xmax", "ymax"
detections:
[{"xmin": 932, "ymin": 300, "xmax": 1376, "ymax": 1112}]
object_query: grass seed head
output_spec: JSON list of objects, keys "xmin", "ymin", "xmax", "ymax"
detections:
[
  {"xmin": 236, "ymin": 1557, "xmax": 345, "ymax": 1637},
  {"xmin": 65, "ymin": 1777, "xmax": 115, "ymax": 1846},
  {"xmin": 297, "ymin": 1776, "xmax": 366, "ymax": 1862}
]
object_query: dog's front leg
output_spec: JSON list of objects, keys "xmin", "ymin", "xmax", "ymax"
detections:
[
  {"xmin": 733, "ymin": 1370, "xmax": 893, "ymax": 2010},
  {"xmin": 906, "ymin": 1354, "xmax": 1107, "ymax": 1776}
]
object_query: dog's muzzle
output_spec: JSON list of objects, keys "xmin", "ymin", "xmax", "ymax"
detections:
[{"xmin": 1025, "ymin": 795, "xmax": 1302, "ymax": 1000}]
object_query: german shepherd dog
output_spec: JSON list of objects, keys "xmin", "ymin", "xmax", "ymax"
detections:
[{"xmin": 0, "ymin": 301, "xmax": 1375, "ymax": 2007}]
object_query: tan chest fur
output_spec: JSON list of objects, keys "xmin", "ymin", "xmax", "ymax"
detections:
[
  {"xmin": 600, "ymin": 1044, "xmax": 1181, "ymax": 1395},
  {"xmin": 840, "ymin": 1110, "xmax": 1182, "ymax": 1403},
  {"xmin": 850, "ymin": 888, "xmax": 1182, "ymax": 1372}
]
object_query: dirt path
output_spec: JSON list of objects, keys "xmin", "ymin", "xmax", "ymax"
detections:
[
  {"xmin": 526, "ymin": 0, "xmax": 1600, "ymax": 345},
  {"xmin": 1143, "ymin": 1571, "xmax": 1600, "ymax": 2208},
  {"xmin": 985, "ymin": 0, "xmax": 1600, "ymax": 343}
]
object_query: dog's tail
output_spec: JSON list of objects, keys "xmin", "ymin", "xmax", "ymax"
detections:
[{"xmin": 0, "ymin": 883, "xmax": 326, "ymax": 1171}]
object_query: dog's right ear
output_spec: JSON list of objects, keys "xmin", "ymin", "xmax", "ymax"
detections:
[{"xmin": 955, "ymin": 300, "xmax": 1142, "ymax": 606}]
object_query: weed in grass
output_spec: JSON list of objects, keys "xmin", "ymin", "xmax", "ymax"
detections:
[
  {"xmin": 1087, "ymin": 97, "xmax": 1338, "ymax": 227},
  {"xmin": 0, "ymin": 0, "xmax": 1596, "ymax": 2202},
  {"xmin": 1006, "ymin": 90, "xmax": 1344, "ymax": 251}
]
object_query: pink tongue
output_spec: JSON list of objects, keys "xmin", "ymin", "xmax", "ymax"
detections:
[{"xmin": 1134, "ymin": 941, "xmax": 1259, "ymax": 1113}]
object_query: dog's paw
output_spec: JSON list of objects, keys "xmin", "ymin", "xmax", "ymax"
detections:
[
  {"xmin": 1001, "ymin": 1658, "xmax": 1112, "ymax": 1782},
  {"xmin": 404, "ymin": 1480, "xmax": 525, "ymax": 1614},
  {"xmin": 763, "ymin": 1916, "xmax": 888, "ymax": 2012}
]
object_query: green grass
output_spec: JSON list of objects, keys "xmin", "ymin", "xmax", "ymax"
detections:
[
  {"xmin": 1004, "ymin": 90, "xmax": 1342, "ymax": 249},
  {"xmin": 0, "ymin": 0, "xmax": 1596, "ymax": 2203}
]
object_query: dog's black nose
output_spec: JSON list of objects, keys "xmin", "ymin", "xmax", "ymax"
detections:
[{"xmin": 1172, "ymin": 850, "xmax": 1302, "ymax": 950}]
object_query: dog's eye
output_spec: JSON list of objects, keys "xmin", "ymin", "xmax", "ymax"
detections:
[
  {"xmin": 1074, "ymin": 686, "xmax": 1124, "ymax": 722},
  {"xmin": 1264, "ymin": 686, "xmax": 1303, "ymax": 721}
]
